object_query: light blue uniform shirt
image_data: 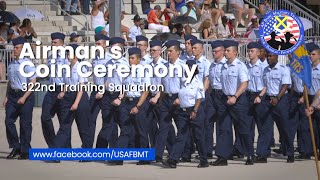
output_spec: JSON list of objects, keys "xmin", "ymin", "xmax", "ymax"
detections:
[
  {"xmin": 291, "ymin": 71, "xmax": 304, "ymax": 93},
  {"xmin": 150, "ymin": 57, "xmax": 166, "ymax": 96},
  {"xmin": 179, "ymin": 75, "xmax": 205, "ymax": 108},
  {"xmin": 309, "ymin": 64, "xmax": 320, "ymax": 95},
  {"xmin": 180, "ymin": 52, "xmax": 194, "ymax": 62},
  {"xmin": 105, "ymin": 57, "xmax": 130, "ymax": 92},
  {"xmin": 263, "ymin": 62, "xmax": 291, "ymax": 96},
  {"xmin": 8, "ymin": 58, "xmax": 37, "ymax": 90},
  {"xmin": 209, "ymin": 57, "xmax": 226, "ymax": 90},
  {"xmin": 64, "ymin": 61, "xmax": 88, "ymax": 85},
  {"xmin": 47, "ymin": 54, "xmax": 69, "ymax": 85},
  {"xmin": 123, "ymin": 67, "xmax": 151, "ymax": 98},
  {"xmin": 162, "ymin": 58, "xmax": 185, "ymax": 94},
  {"xmin": 140, "ymin": 54, "xmax": 153, "ymax": 66},
  {"xmin": 221, "ymin": 58, "xmax": 249, "ymax": 95},
  {"xmin": 260, "ymin": 59, "xmax": 269, "ymax": 69},
  {"xmin": 195, "ymin": 55, "xmax": 211, "ymax": 83},
  {"xmin": 247, "ymin": 59, "xmax": 265, "ymax": 92},
  {"xmin": 92, "ymin": 53, "xmax": 112, "ymax": 85}
]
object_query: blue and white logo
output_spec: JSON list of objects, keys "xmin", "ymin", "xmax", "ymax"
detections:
[{"xmin": 259, "ymin": 10, "xmax": 304, "ymax": 55}]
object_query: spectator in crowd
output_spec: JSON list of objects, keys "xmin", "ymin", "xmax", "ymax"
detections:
[
  {"xmin": 104, "ymin": 11, "xmax": 131, "ymax": 40},
  {"xmin": 228, "ymin": 15, "xmax": 241, "ymax": 38},
  {"xmin": 91, "ymin": 0, "xmax": 108, "ymax": 31},
  {"xmin": 200, "ymin": 19, "xmax": 217, "ymax": 39},
  {"xmin": 170, "ymin": 23, "xmax": 184, "ymax": 38},
  {"xmin": 69, "ymin": 32, "xmax": 81, "ymax": 43},
  {"xmin": 0, "ymin": 1, "xmax": 6, "ymax": 11},
  {"xmin": 184, "ymin": 25, "xmax": 193, "ymax": 36},
  {"xmin": 210, "ymin": 0, "xmax": 225, "ymax": 26},
  {"xmin": 180, "ymin": 0, "xmax": 197, "ymax": 22},
  {"xmin": 170, "ymin": 0, "xmax": 186, "ymax": 12},
  {"xmin": 229, "ymin": 0, "xmax": 253, "ymax": 28},
  {"xmin": 148, "ymin": 5, "xmax": 170, "ymax": 33},
  {"xmin": 129, "ymin": 15, "xmax": 143, "ymax": 42},
  {"xmin": 19, "ymin": 19, "xmax": 37, "ymax": 42},
  {"xmin": 246, "ymin": 15, "xmax": 259, "ymax": 32},
  {"xmin": 80, "ymin": 0, "xmax": 90, "ymax": 14},
  {"xmin": 141, "ymin": 0, "xmax": 156, "ymax": 14},
  {"xmin": 95, "ymin": 26, "xmax": 108, "ymax": 35},
  {"xmin": 7, "ymin": 29, "xmax": 16, "ymax": 43},
  {"xmin": 259, "ymin": 0, "xmax": 272, "ymax": 21},
  {"xmin": 192, "ymin": 0, "xmax": 212, "ymax": 30},
  {"xmin": 217, "ymin": 16, "xmax": 231, "ymax": 38},
  {"xmin": 63, "ymin": 0, "xmax": 78, "ymax": 15},
  {"xmin": 164, "ymin": 2, "xmax": 180, "ymax": 22},
  {"xmin": 0, "ymin": 23, "xmax": 7, "ymax": 41},
  {"xmin": 10, "ymin": 21, "xmax": 20, "ymax": 37}
]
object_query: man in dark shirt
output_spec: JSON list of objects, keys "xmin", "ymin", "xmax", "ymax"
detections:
[{"xmin": 141, "ymin": 0, "xmax": 156, "ymax": 14}]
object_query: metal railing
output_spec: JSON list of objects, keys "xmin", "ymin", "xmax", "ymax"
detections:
[{"xmin": 244, "ymin": 0, "xmax": 320, "ymax": 36}]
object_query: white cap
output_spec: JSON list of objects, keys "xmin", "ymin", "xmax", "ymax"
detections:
[
  {"xmin": 186, "ymin": 0, "xmax": 194, "ymax": 3},
  {"xmin": 229, "ymin": 15, "xmax": 236, "ymax": 20}
]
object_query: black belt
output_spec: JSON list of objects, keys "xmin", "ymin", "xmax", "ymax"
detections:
[
  {"xmin": 125, "ymin": 97, "xmax": 139, "ymax": 102},
  {"xmin": 11, "ymin": 89, "xmax": 23, "ymax": 93},
  {"xmin": 105, "ymin": 91, "xmax": 120, "ymax": 95},
  {"xmin": 181, "ymin": 106, "xmax": 194, "ymax": 112},
  {"xmin": 212, "ymin": 89, "xmax": 223, "ymax": 93},
  {"xmin": 247, "ymin": 91, "xmax": 261, "ymax": 96},
  {"xmin": 164, "ymin": 93, "xmax": 178, "ymax": 98}
]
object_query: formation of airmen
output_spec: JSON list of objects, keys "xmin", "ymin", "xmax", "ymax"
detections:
[{"xmin": 3, "ymin": 32, "xmax": 320, "ymax": 168}]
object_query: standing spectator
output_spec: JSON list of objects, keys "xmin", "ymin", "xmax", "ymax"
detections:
[
  {"xmin": 229, "ymin": 0, "xmax": 253, "ymax": 28},
  {"xmin": 19, "ymin": 19, "xmax": 37, "ymax": 42},
  {"xmin": 259, "ymin": 0, "xmax": 272, "ymax": 21},
  {"xmin": 217, "ymin": 16, "xmax": 231, "ymax": 38},
  {"xmin": 180, "ymin": 0, "xmax": 197, "ymax": 22},
  {"xmin": 0, "ymin": 1, "xmax": 6, "ymax": 11},
  {"xmin": 91, "ymin": 0, "xmax": 108, "ymax": 31},
  {"xmin": 148, "ymin": 5, "xmax": 170, "ymax": 33},
  {"xmin": 80, "ymin": 0, "xmax": 90, "ymax": 14},
  {"xmin": 200, "ymin": 19, "xmax": 217, "ymax": 39},
  {"xmin": 63, "ymin": 0, "xmax": 78, "ymax": 15},
  {"xmin": 210, "ymin": 0, "xmax": 225, "ymax": 26},
  {"xmin": 141, "ymin": 0, "xmax": 156, "ymax": 15},
  {"xmin": 129, "ymin": 15, "xmax": 143, "ymax": 42}
]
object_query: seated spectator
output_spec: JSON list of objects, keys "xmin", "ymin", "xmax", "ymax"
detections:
[
  {"xmin": 91, "ymin": 0, "xmax": 108, "ymax": 31},
  {"xmin": 164, "ymin": 2, "xmax": 180, "ymax": 22},
  {"xmin": 184, "ymin": 25, "xmax": 193, "ymax": 36},
  {"xmin": 7, "ymin": 29, "xmax": 16, "ymax": 43},
  {"xmin": 10, "ymin": 21, "xmax": 20, "ymax": 37},
  {"xmin": 95, "ymin": 26, "xmax": 108, "ymax": 35},
  {"xmin": 229, "ymin": 0, "xmax": 253, "ymax": 28},
  {"xmin": 148, "ymin": 5, "xmax": 170, "ymax": 33},
  {"xmin": 180, "ymin": 0, "xmax": 197, "ymax": 22},
  {"xmin": 200, "ymin": 19, "xmax": 217, "ymax": 39},
  {"xmin": 19, "ymin": 18, "xmax": 37, "ymax": 42},
  {"xmin": 0, "ymin": 22, "xmax": 7, "ymax": 40},
  {"xmin": 141, "ymin": 0, "xmax": 156, "ymax": 15},
  {"xmin": 210, "ymin": 0, "xmax": 225, "ymax": 25},
  {"xmin": 217, "ymin": 16, "xmax": 231, "ymax": 38},
  {"xmin": 228, "ymin": 15, "xmax": 241, "ymax": 38},
  {"xmin": 246, "ymin": 15, "xmax": 259, "ymax": 32},
  {"xmin": 192, "ymin": 0, "xmax": 212, "ymax": 30},
  {"xmin": 259, "ymin": 0, "xmax": 272, "ymax": 21},
  {"xmin": 170, "ymin": 0, "xmax": 186, "ymax": 12},
  {"xmin": 69, "ymin": 32, "xmax": 81, "ymax": 43},
  {"xmin": 129, "ymin": 15, "xmax": 143, "ymax": 42}
]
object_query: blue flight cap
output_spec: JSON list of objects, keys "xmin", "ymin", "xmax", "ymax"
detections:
[
  {"xmin": 223, "ymin": 40, "xmax": 239, "ymax": 48},
  {"xmin": 165, "ymin": 40, "xmax": 180, "ymax": 48},
  {"xmin": 191, "ymin": 39, "xmax": 203, "ymax": 46},
  {"xmin": 70, "ymin": 32, "xmax": 79, "ymax": 39},
  {"xmin": 51, "ymin": 32, "xmax": 65, "ymax": 40},
  {"xmin": 128, "ymin": 47, "xmax": 141, "ymax": 57},
  {"xmin": 210, "ymin": 40, "xmax": 224, "ymax": 49},
  {"xmin": 306, "ymin": 42, "xmax": 320, "ymax": 52},
  {"xmin": 95, "ymin": 34, "xmax": 109, "ymax": 41},
  {"xmin": 136, "ymin": 35, "xmax": 148, "ymax": 42},
  {"xmin": 247, "ymin": 42, "xmax": 260, "ymax": 49},
  {"xmin": 184, "ymin": 34, "xmax": 197, "ymax": 42},
  {"xmin": 12, "ymin": 37, "xmax": 26, "ymax": 46},
  {"xmin": 150, "ymin": 40, "xmax": 162, "ymax": 48},
  {"xmin": 110, "ymin": 37, "xmax": 125, "ymax": 46},
  {"xmin": 186, "ymin": 60, "xmax": 196, "ymax": 66}
]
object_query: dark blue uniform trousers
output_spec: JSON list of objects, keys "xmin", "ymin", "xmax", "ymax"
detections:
[
  {"xmin": 169, "ymin": 106, "xmax": 208, "ymax": 163},
  {"xmin": 5, "ymin": 90, "xmax": 35, "ymax": 153},
  {"xmin": 309, "ymin": 95, "xmax": 320, "ymax": 151},
  {"xmin": 145, "ymin": 95, "xmax": 160, "ymax": 147},
  {"xmin": 95, "ymin": 91, "xmax": 119, "ymax": 148},
  {"xmin": 53, "ymin": 91, "xmax": 90, "ymax": 148},
  {"xmin": 256, "ymin": 94, "xmax": 294, "ymax": 157},
  {"xmin": 155, "ymin": 94, "xmax": 178, "ymax": 158},
  {"xmin": 290, "ymin": 92, "xmax": 312, "ymax": 155},
  {"xmin": 215, "ymin": 93, "xmax": 254, "ymax": 159},
  {"xmin": 116, "ymin": 97, "xmax": 149, "ymax": 149},
  {"xmin": 89, "ymin": 90, "xmax": 118, "ymax": 148},
  {"xmin": 41, "ymin": 88, "xmax": 71, "ymax": 148}
]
